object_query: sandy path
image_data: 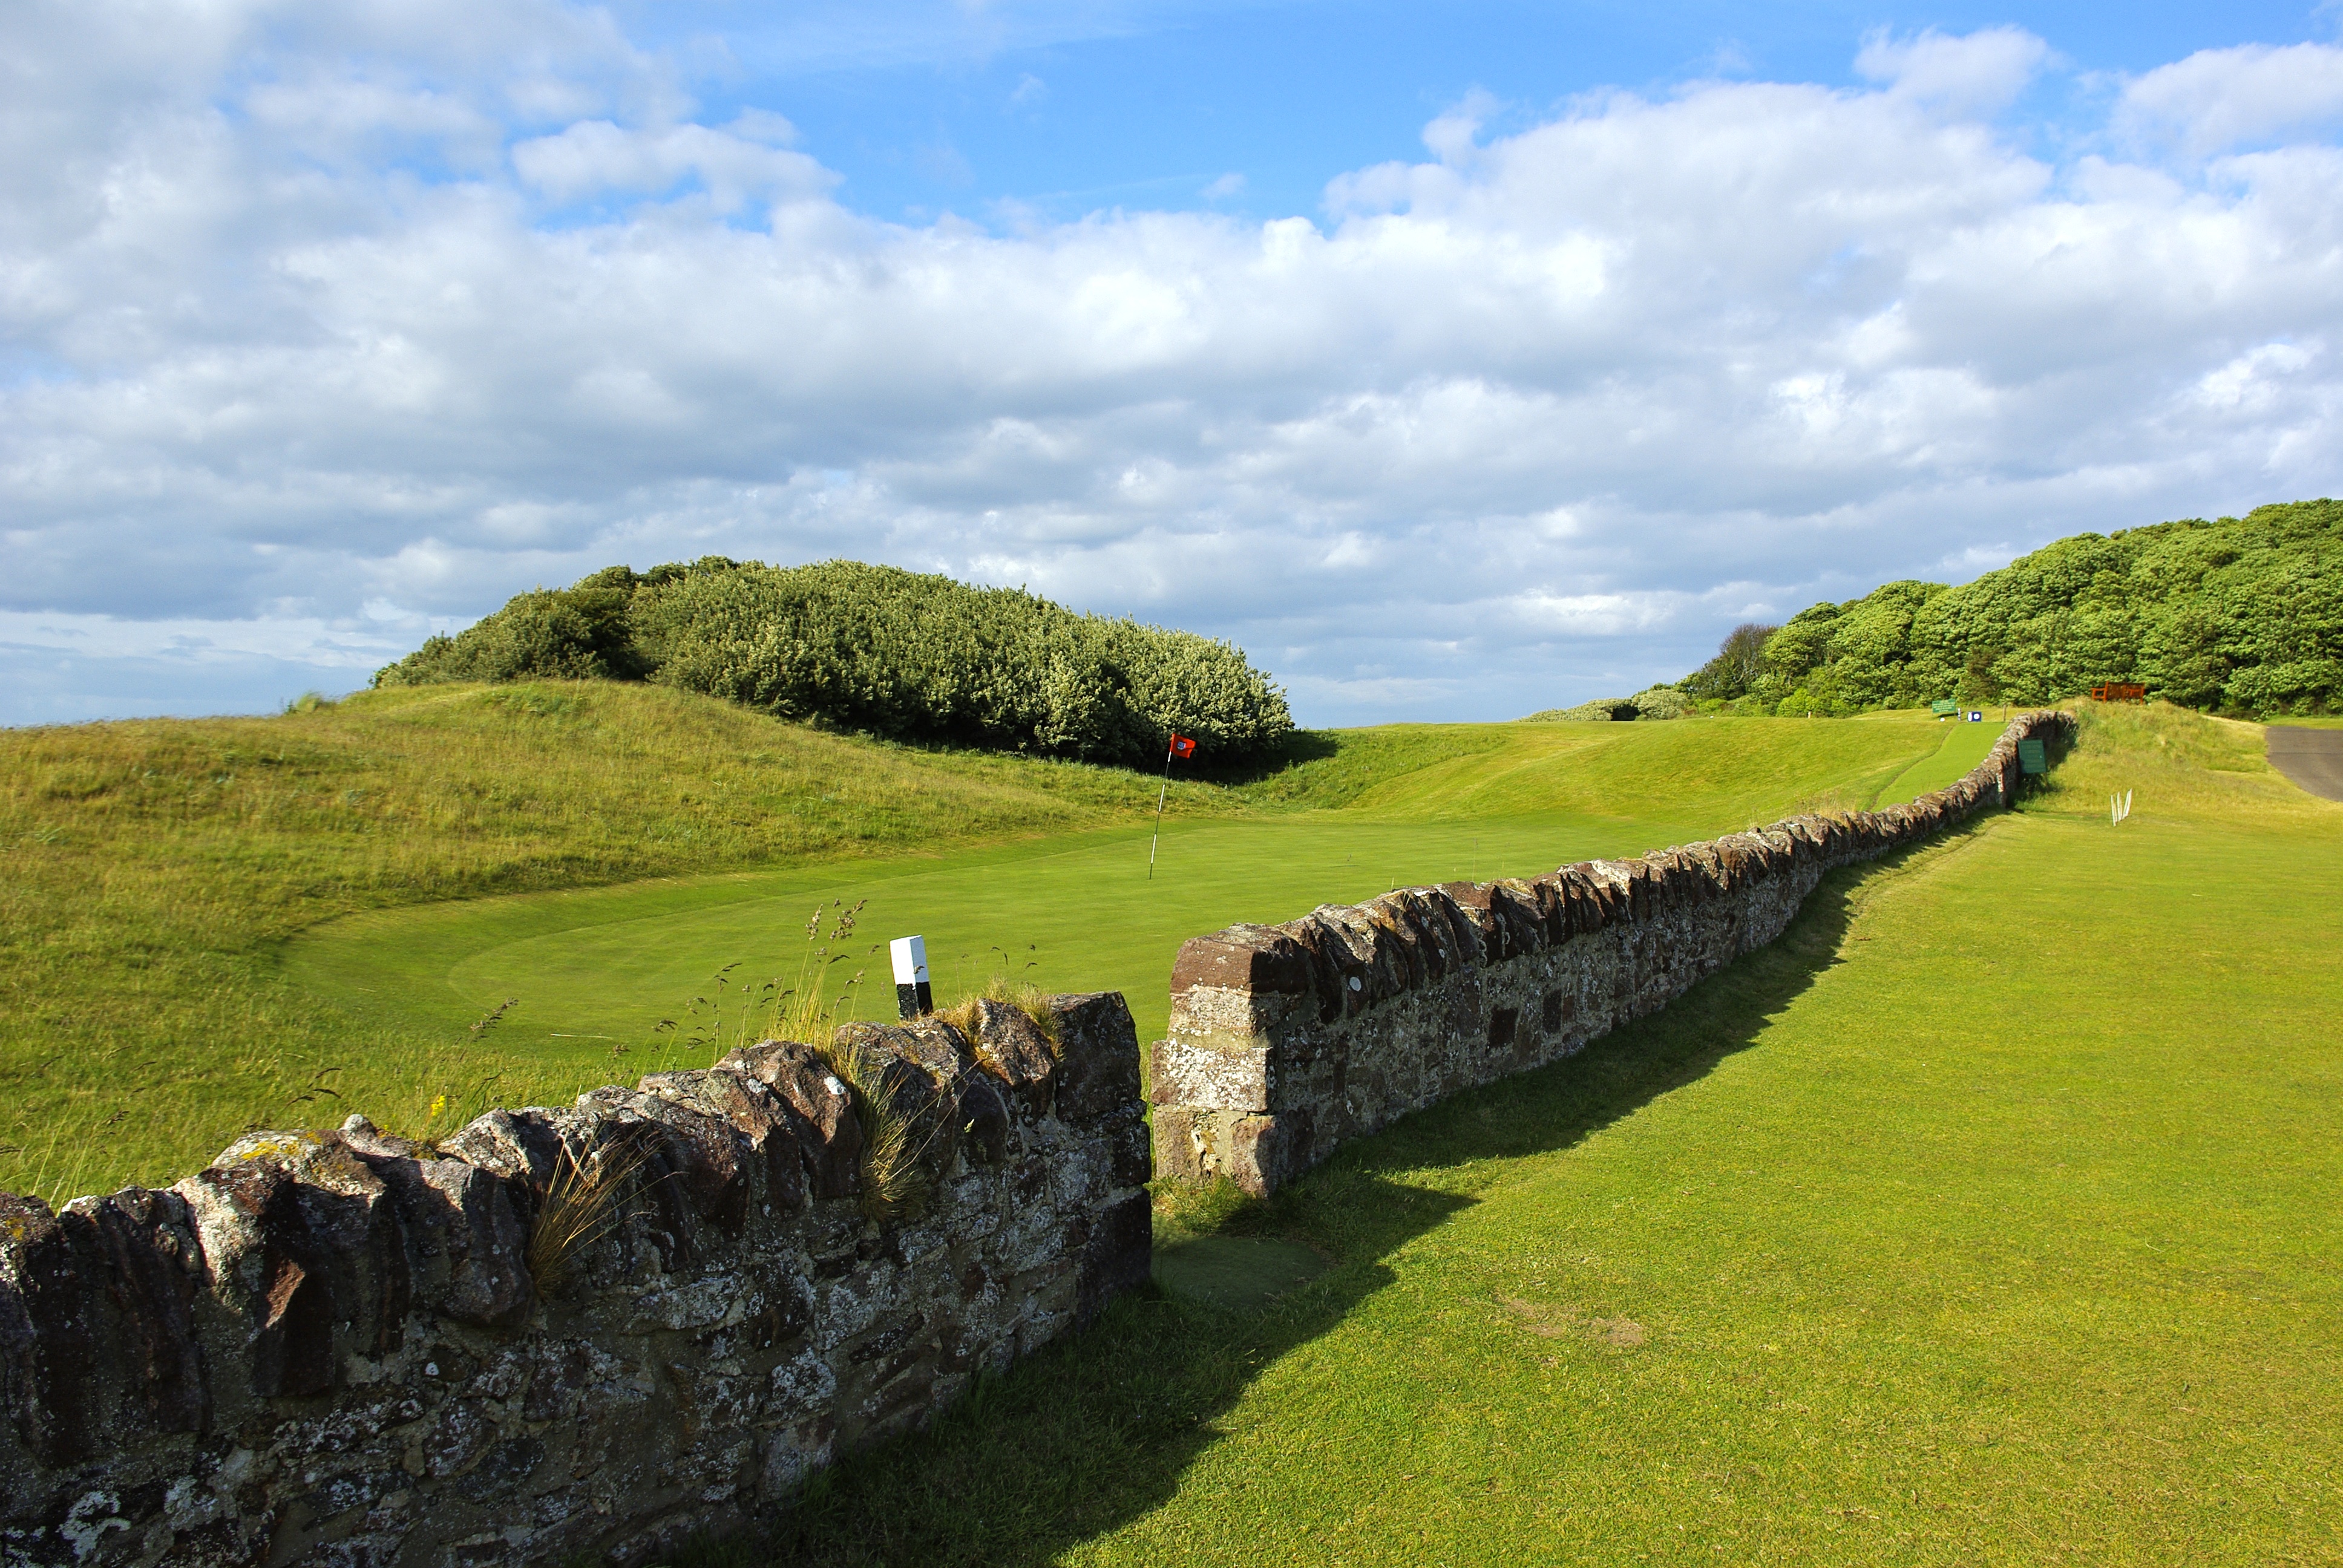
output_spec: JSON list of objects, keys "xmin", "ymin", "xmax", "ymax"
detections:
[{"xmin": 2267, "ymin": 726, "xmax": 2343, "ymax": 801}]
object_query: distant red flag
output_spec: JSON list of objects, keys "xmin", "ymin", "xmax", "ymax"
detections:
[{"xmin": 1168, "ymin": 734, "xmax": 1198, "ymax": 760}]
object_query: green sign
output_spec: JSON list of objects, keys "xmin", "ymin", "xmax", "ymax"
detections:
[
  {"xmin": 2017, "ymin": 738, "xmax": 2046, "ymax": 775},
  {"xmin": 1930, "ymin": 699, "xmax": 1958, "ymax": 716}
]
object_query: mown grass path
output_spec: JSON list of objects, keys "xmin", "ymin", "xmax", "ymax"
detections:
[{"xmin": 707, "ymin": 705, "xmax": 2342, "ymax": 1566}]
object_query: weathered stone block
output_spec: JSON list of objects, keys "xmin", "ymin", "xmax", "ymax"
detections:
[
  {"xmin": 1226, "ymin": 1114, "xmax": 1300, "ymax": 1198},
  {"xmin": 1169, "ymin": 926, "xmax": 1314, "ymax": 996},
  {"xmin": 2, "ymin": 980, "xmax": 1161, "ymax": 1566},
  {"xmin": 966, "ymin": 998, "xmax": 1056, "ymax": 1114},
  {"xmin": 1049, "ymin": 992, "xmax": 1143, "ymax": 1123},
  {"xmin": 1147, "ymin": 1036, "xmax": 1268, "ymax": 1111}
]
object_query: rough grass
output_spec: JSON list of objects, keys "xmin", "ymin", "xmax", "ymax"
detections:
[
  {"xmin": 669, "ymin": 701, "xmax": 2343, "ymax": 1566},
  {"xmin": 0, "ymin": 682, "xmax": 1204, "ymax": 1195}
]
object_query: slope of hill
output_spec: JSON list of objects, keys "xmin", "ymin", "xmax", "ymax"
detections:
[
  {"xmin": 0, "ymin": 682, "xmax": 1215, "ymax": 1199},
  {"xmin": 1684, "ymin": 498, "xmax": 2341, "ymax": 717},
  {"xmin": 5, "ymin": 690, "xmax": 1966, "ymax": 1199}
]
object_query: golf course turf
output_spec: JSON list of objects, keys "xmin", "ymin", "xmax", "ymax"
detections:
[
  {"xmin": 4, "ymin": 686, "xmax": 1983, "ymax": 1194},
  {"xmin": 3, "ymin": 690, "xmax": 2335, "ymax": 1564},
  {"xmin": 278, "ymin": 711, "xmax": 2011, "ymax": 1082},
  {"xmin": 707, "ymin": 702, "xmax": 2343, "ymax": 1566}
]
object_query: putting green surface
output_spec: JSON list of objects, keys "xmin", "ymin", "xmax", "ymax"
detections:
[
  {"xmin": 280, "ymin": 710, "xmax": 1967, "ymax": 1070},
  {"xmin": 284, "ymin": 818, "xmax": 1634, "ymax": 1063}
]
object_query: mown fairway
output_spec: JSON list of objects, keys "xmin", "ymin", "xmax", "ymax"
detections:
[
  {"xmin": 693, "ymin": 702, "xmax": 2341, "ymax": 1567},
  {"xmin": 1, "ymin": 684, "xmax": 1977, "ymax": 1197}
]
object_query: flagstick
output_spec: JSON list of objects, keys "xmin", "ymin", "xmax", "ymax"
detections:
[{"xmin": 1149, "ymin": 740, "xmax": 1173, "ymax": 880}]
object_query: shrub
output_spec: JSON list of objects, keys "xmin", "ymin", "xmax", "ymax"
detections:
[
  {"xmin": 373, "ymin": 558, "xmax": 1294, "ymax": 770},
  {"xmin": 1521, "ymin": 684, "xmax": 1689, "ymax": 722}
]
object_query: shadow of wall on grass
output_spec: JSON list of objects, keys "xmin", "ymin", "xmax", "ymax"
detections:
[
  {"xmin": 666, "ymin": 835, "xmax": 1950, "ymax": 1567},
  {"xmin": 1286, "ymin": 841, "xmax": 1889, "ymax": 1201},
  {"xmin": 666, "ymin": 1173, "xmax": 1467, "ymax": 1568}
]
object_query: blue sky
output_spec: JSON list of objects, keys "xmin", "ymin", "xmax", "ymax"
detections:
[
  {"xmin": 663, "ymin": 0, "xmax": 2325, "ymax": 220},
  {"xmin": 4, "ymin": 0, "xmax": 2341, "ymax": 727}
]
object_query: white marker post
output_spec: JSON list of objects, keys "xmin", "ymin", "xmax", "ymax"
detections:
[{"xmin": 890, "ymin": 935, "xmax": 932, "ymax": 1021}]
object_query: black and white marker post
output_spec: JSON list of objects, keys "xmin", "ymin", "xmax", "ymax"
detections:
[{"xmin": 890, "ymin": 935, "xmax": 932, "ymax": 1021}]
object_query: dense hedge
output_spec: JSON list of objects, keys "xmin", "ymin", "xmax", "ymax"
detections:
[
  {"xmin": 1522, "ymin": 686, "xmax": 1692, "ymax": 722},
  {"xmin": 373, "ymin": 558, "xmax": 1294, "ymax": 769},
  {"xmin": 1682, "ymin": 498, "xmax": 2342, "ymax": 716}
]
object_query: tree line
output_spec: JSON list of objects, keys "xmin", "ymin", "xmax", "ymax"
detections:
[
  {"xmin": 1677, "ymin": 498, "xmax": 2341, "ymax": 717},
  {"xmin": 373, "ymin": 558, "xmax": 1296, "ymax": 769}
]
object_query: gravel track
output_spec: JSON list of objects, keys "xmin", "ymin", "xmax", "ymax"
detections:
[{"xmin": 2267, "ymin": 726, "xmax": 2343, "ymax": 801}]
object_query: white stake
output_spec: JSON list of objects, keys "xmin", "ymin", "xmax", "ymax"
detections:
[{"xmin": 1149, "ymin": 739, "xmax": 1173, "ymax": 879}]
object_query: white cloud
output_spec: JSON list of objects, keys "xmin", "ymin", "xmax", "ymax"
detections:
[
  {"xmin": 2117, "ymin": 42, "xmax": 2343, "ymax": 158},
  {"xmin": 2, "ymin": 10, "xmax": 2341, "ymax": 726},
  {"xmin": 1854, "ymin": 27, "xmax": 2050, "ymax": 117},
  {"xmin": 0, "ymin": 608, "xmax": 413, "ymax": 667},
  {"xmin": 511, "ymin": 117, "xmax": 832, "ymax": 208}
]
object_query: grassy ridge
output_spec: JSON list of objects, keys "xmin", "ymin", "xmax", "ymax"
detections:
[
  {"xmin": 0, "ymin": 682, "xmax": 1203, "ymax": 1197},
  {"xmin": 3, "ymin": 691, "xmax": 1959, "ymax": 1198},
  {"xmin": 688, "ymin": 702, "xmax": 2343, "ymax": 1566}
]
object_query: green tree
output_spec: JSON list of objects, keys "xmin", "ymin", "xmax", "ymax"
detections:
[{"xmin": 1685, "ymin": 499, "xmax": 2342, "ymax": 717}]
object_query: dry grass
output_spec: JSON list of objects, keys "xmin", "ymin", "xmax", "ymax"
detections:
[
  {"xmin": 811, "ymin": 1036, "xmax": 934, "ymax": 1226},
  {"xmin": 934, "ymin": 972, "xmax": 1064, "ymax": 1056},
  {"xmin": 769, "ymin": 901, "xmax": 879, "ymax": 1044},
  {"xmin": 524, "ymin": 1139, "xmax": 652, "ymax": 1299}
]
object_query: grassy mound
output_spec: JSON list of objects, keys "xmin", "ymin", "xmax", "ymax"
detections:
[{"xmin": 0, "ymin": 682, "xmax": 1193, "ymax": 1196}]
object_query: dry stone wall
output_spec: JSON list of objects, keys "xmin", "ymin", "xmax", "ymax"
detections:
[
  {"xmin": 0, "ymin": 993, "xmax": 1150, "ymax": 1567},
  {"xmin": 1152, "ymin": 711, "xmax": 2073, "ymax": 1196}
]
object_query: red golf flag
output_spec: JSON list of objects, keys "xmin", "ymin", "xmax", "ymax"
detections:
[{"xmin": 1168, "ymin": 734, "xmax": 1197, "ymax": 760}]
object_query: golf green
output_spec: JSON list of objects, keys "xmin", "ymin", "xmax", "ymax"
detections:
[
  {"xmin": 280, "ymin": 710, "xmax": 1979, "ymax": 1074},
  {"xmin": 283, "ymin": 814, "xmax": 1708, "ymax": 1065}
]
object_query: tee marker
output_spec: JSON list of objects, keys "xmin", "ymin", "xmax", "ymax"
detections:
[{"xmin": 890, "ymin": 935, "xmax": 932, "ymax": 1019}]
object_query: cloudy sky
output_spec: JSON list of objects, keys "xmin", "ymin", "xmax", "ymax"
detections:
[{"xmin": 4, "ymin": 0, "xmax": 2340, "ymax": 728}]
